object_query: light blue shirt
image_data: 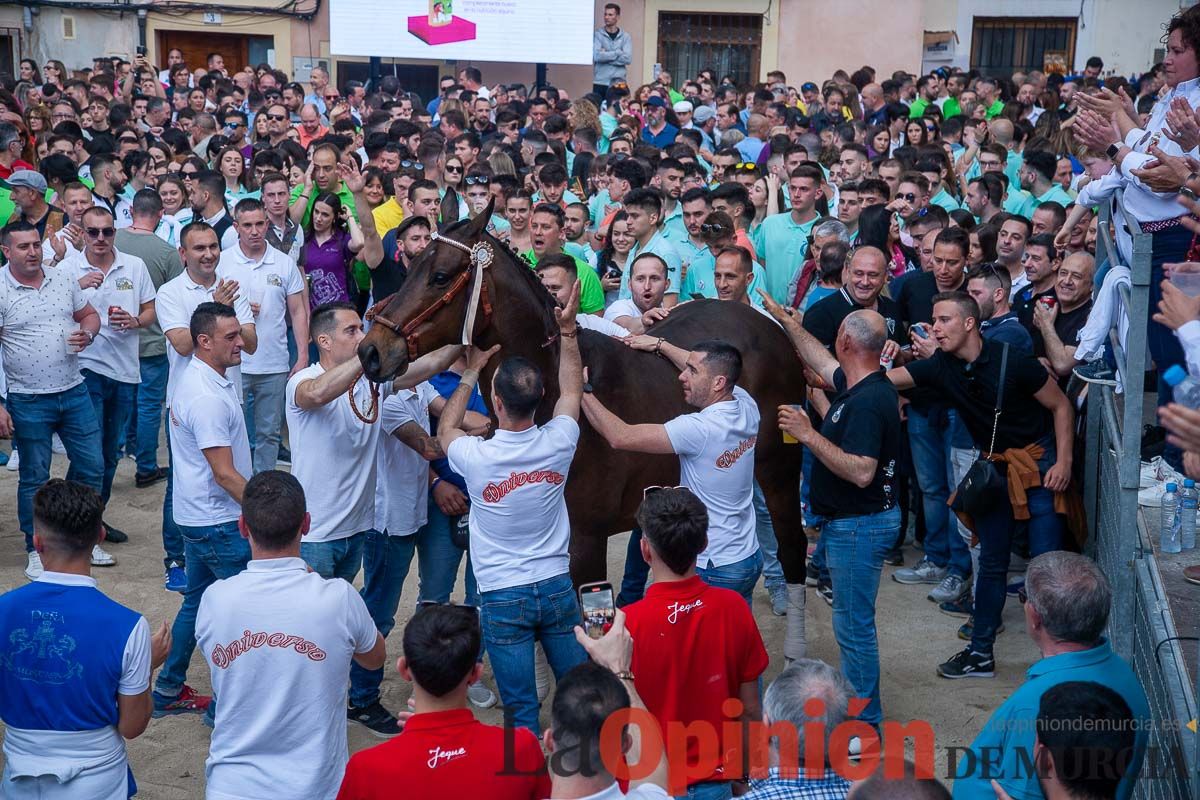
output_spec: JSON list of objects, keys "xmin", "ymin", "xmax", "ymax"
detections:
[
  {"xmin": 951, "ymin": 640, "xmax": 1150, "ymax": 800},
  {"xmin": 619, "ymin": 229, "xmax": 682, "ymax": 299},
  {"xmin": 750, "ymin": 211, "xmax": 818, "ymax": 303}
]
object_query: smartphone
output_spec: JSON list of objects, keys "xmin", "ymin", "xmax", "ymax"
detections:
[
  {"xmin": 579, "ymin": 581, "xmax": 615, "ymax": 640},
  {"xmin": 912, "ymin": 324, "xmax": 929, "ymax": 339},
  {"xmin": 136, "ymin": 45, "xmax": 147, "ymax": 57}
]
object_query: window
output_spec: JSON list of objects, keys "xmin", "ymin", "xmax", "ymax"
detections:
[
  {"xmin": 971, "ymin": 17, "xmax": 1076, "ymax": 77},
  {"xmin": 657, "ymin": 13, "xmax": 762, "ymax": 88},
  {"xmin": 0, "ymin": 30, "xmax": 16, "ymax": 78}
]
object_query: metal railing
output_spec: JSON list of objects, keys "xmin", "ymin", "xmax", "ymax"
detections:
[{"xmin": 1084, "ymin": 200, "xmax": 1198, "ymax": 798}]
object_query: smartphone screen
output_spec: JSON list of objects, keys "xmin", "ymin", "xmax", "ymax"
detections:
[{"xmin": 579, "ymin": 582, "xmax": 615, "ymax": 640}]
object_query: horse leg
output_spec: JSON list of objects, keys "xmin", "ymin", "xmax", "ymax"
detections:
[
  {"xmin": 757, "ymin": 454, "xmax": 809, "ymax": 662},
  {"xmin": 568, "ymin": 529, "xmax": 610, "ymax": 588}
]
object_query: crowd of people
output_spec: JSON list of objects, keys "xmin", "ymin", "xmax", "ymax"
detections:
[{"xmin": 3, "ymin": 0, "xmax": 1200, "ymax": 796}]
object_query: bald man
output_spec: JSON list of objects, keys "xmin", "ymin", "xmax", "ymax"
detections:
[{"xmin": 765, "ymin": 298, "xmax": 903, "ymax": 729}]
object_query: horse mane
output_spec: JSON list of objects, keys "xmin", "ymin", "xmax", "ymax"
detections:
[{"xmin": 442, "ymin": 217, "xmax": 561, "ymax": 333}]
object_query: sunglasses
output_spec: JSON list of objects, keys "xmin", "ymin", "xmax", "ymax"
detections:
[
  {"xmin": 731, "ymin": 162, "xmax": 759, "ymax": 172},
  {"xmin": 85, "ymin": 226, "xmax": 116, "ymax": 238},
  {"xmin": 118, "ymin": 137, "xmax": 139, "ymax": 144},
  {"xmin": 266, "ymin": 113, "xmax": 288, "ymax": 121},
  {"xmin": 324, "ymin": 95, "xmax": 340, "ymax": 102},
  {"xmin": 700, "ymin": 223, "xmax": 726, "ymax": 234},
  {"xmin": 445, "ymin": 165, "xmax": 463, "ymax": 173},
  {"xmin": 979, "ymin": 161, "xmax": 1002, "ymax": 169},
  {"xmin": 897, "ymin": 192, "xmax": 919, "ymax": 203},
  {"xmin": 181, "ymin": 171, "xmax": 198, "ymax": 178},
  {"xmin": 464, "ymin": 175, "xmax": 488, "ymax": 185},
  {"xmin": 400, "ymin": 160, "xmax": 424, "ymax": 170}
]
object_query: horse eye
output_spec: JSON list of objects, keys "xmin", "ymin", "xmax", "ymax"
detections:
[{"xmin": 432, "ymin": 272, "xmax": 451, "ymax": 286}]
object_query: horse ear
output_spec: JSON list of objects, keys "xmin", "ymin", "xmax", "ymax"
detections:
[{"xmin": 460, "ymin": 194, "xmax": 495, "ymax": 239}]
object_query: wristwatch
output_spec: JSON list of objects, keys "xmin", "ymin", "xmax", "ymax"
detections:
[{"xmin": 1106, "ymin": 142, "xmax": 1122, "ymax": 161}]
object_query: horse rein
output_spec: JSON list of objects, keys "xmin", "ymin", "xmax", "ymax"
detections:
[{"xmin": 353, "ymin": 231, "xmax": 496, "ymax": 425}]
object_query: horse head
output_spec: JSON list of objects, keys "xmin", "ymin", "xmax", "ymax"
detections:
[{"xmin": 358, "ymin": 197, "xmax": 497, "ymax": 381}]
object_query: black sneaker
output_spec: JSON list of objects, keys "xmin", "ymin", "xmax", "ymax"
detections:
[
  {"xmin": 103, "ymin": 521, "xmax": 128, "ymax": 544},
  {"xmin": 938, "ymin": 593, "xmax": 974, "ymax": 618},
  {"xmin": 937, "ymin": 647, "xmax": 995, "ymax": 679},
  {"xmin": 816, "ymin": 579, "xmax": 834, "ymax": 606},
  {"xmin": 348, "ymin": 701, "xmax": 402, "ymax": 737},
  {"xmin": 805, "ymin": 560, "xmax": 820, "ymax": 587},
  {"xmin": 883, "ymin": 548, "xmax": 904, "ymax": 567},
  {"xmin": 135, "ymin": 466, "xmax": 169, "ymax": 488},
  {"xmin": 277, "ymin": 445, "xmax": 292, "ymax": 466},
  {"xmin": 1072, "ymin": 359, "xmax": 1117, "ymax": 386}
]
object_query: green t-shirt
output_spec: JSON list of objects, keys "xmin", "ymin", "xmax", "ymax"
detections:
[{"xmin": 522, "ymin": 249, "xmax": 605, "ymax": 314}]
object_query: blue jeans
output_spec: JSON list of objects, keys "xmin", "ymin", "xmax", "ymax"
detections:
[
  {"xmin": 161, "ymin": 430, "xmax": 184, "ymax": 568},
  {"xmin": 418, "ymin": 497, "xmax": 479, "ymax": 605},
  {"xmin": 241, "ymin": 371, "xmax": 288, "ymax": 475},
  {"xmin": 753, "ymin": 482, "xmax": 784, "ymax": 593},
  {"xmin": 1148, "ymin": 227, "xmax": 1194, "ymax": 468},
  {"xmin": 697, "ymin": 549, "xmax": 764, "ymax": 608},
  {"xmin": 823, "ymin": 507, "xmax": 901, "ymax": 727},
  {"xmin": 970, "ymin": 447, "xmax": 1065, "ymax": 656},
  {"xmin": 481, "ymin": 573, "xmax": 588, "ymax": 734},
  {"xmin": 907, "ymin": 405, "xmax": 970, "ymax": 578},
  {"xmin": 155, "ymin": 521, "xmax": 251, "ymax": 697},
  {"xmin": 132, "ymin": 354, "xmax": 168, "ymax": 475},
  {"xmin": 76, "ymin": 369, "xmax": 136, "ymax": 503},
  {"xmin": 300, "ymin": 532, "xmax": 366, "ymax": 582},
  {"xmin": 8, "ymin": 384, "xmax": 103, "ymax": 550},
  {"xmin": 350, "ymin": 530, "xmax": 418, "ymax": 709},
  {"xmin": 617, "ymin": 528, "xmax": 649, "ymax": 607},
  {"xmin": 678, "ymin": 781, "xmax": 734, "ymax": 800}
]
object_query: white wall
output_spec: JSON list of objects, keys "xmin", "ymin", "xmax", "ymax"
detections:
[
  {"xmin": 25, "ymin": 7, "xmax": 137, "ymax": 72},
  {"xmin": 923, "ymin": 0, "xmax": 1177, "ymax": 76}
]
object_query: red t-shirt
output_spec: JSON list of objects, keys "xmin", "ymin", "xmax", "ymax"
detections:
[
  {"xmin": 0, "ymin": 160, "xmax": 35, "ymax": 181},
  {"xmin": 624, "ymin": 575, "xmax": 769, "ymax": 784},
  {"xmin": 336, "ymin": 708, "xmax": 551, "ymax": 800}
]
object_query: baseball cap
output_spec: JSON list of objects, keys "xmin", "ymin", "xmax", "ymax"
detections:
[
  {"xmin": 673, "ymin": 100, "xmax": 693, "ymax": 114},
  {"xmin": 646, "ymin": 96, "xmax": 667, "ymax": 108},
  {"xmin": 7, "ymin": 169, "xmax": 47, "ymax": 193},
  {"xmin": 693, "ymin": 106, "xmax": 715, "ymax": 123},
  {"xmin": 801, "ymin": 82, "xmax": 819, "ymax": 93}
]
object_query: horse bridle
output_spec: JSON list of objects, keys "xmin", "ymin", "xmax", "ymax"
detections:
[{"xmin": 364, "ymin": 230, "xmax": 495, "ymax": 361}]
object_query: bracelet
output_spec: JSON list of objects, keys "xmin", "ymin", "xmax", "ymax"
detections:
[
  {"xmin": 615, "ymin": 670, "xmax": 635, "ymax": 681},
  {"xmin": 431, "ymin": 477, "xmax": 443, "ymax": 491},
  {"xmin": 654, "ymin": 338, "xmax": 664, "ymax": 356},
  {"xmin": 84, "ymin": 330, "xmax": 96, "ymax": 343},
  {"xmin": 560, "ymin": 327, "xmax": 578, "ymax": 338}
]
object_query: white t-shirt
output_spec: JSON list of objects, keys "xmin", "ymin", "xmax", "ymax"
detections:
[
  {"xmin": 155, "ymin": 269, "xmax": 256, "ymax": 404},
  {"xmin": 67, "ymin": 250, "xmax": 156, "ymax": 384},
  {"xmin": 0, "ymin": 266, "xmax": 88, "ymax": 394},
  {"xmin": 374, "ymin": 381, "xmax": 441, "ymax": 536},
  {"xmin": 579, "ymin": 312, "xmax": 630, "ymax": 338},
  {"xmin": 447, "ymin": 416, "xmax": 579, "ymax": 592},
  {"xmin": 169, "ymin": 358, "xmax": 252, "ymax": 527},
  {"xmin": 286, "ymin": 363, "xmax": 385, "ymax": 542},
  {"xmin": 603, "ymin": 298, "xmax": 642, "ymax": 324},
  {"xmin": 197, "ymin": 557, "xmax": 378, "ymax": 800},
  {"xmin": 663, "ymin": 386, "xmax": 760, "ymax": 568},
  {"xmin": 217, "ymin": 245, "xmax": 303, "ymax": 375}
]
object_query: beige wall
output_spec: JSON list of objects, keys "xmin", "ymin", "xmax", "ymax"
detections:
[{"xmin": 777, "ymin": 0, "xmax": 924, "ymax": 83}]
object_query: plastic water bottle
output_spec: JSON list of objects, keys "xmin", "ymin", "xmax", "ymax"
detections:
[
  {"xmin": 1161, "ymin": 483, "xmax": 1183, "ymax": 554},
  {"xmin": 1183, "ymin": 480, "xmax": 1198, "ymax": 551},
  {"xmin": 1164, "ymin": 365, "xmax": 1200, "ymax": 408}
]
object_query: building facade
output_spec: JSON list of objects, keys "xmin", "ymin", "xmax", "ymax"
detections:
[{"xmin": 0, "ymin": 0, "xmax": 1174, "ymax": 102}]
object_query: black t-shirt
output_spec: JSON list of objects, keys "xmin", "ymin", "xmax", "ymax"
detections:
[
  {"xmin": 1028, "ymin": 293, "xmax": 1093, "ymax": 362},
  {"xmin": 811, "ymin": 369, "xmax": 903, "ymax": 518},
  {"xmin": 894, "ymin": 269, "xmax": 964, "ymax": 328},
  {"xmin": 905, "ymin": 337, "xmax": 1054, "ymax": 452},
  {"xmin": 375, "ymin": 228, "xmax": 410, "ymax": 302},
  {"xmin": 802, "ymin": 288, "xmax": 907, "ymax": 351}
]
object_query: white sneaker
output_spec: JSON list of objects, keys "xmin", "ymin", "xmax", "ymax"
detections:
[
  {"xmin": 468, "ymin": 681, "xmax": 498, "ymax": 709},
  {"xmin": 91, "ymin": 544, "xmax": 116, "ymax": 567},
  {"xmin": 51, "ymin": 434, "xmax": 66, "ymax": 454},
  {"xmin": 24, "ymin": 551, "xmax": 43, "ymax": 580},
  {"xmin": 534, "ymin": 645, "xmax": 552, "ymax": 702},
  {"xmin": 1140, "ymin": 457, "xmax": 1164, "ymax": 489},
  {"xmin": 5, "ymin": 449, "xmax": 18, "ymax": 471}
]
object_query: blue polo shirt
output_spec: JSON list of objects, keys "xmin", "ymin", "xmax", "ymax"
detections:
[
  {"xmin": 681, "ymin": 249, "xmax": 768, "ymax": 303},
  {"xmin": 1033, "ymin": 184, "xmax": 1076, "ymax": 209},
  {"xmin": 619, "ymin": 229, "xmax": 682, "ymax": 300},
  {"xmin": 951, "ymin": 640, "xmax": 1150, "ymax": 800},
  {"xmin": 750, "ymin": 211, "xmax": 818, "ymax": 303}
]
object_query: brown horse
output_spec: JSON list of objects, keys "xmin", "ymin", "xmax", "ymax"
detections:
[{"xmin": 358, "ymin": 204, "xmax": 808, "ymax": 641}]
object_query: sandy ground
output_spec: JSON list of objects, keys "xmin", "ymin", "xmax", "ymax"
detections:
[{"xmin": 0, "ymin": 448, "xmax": 1039, "ymax": 797}]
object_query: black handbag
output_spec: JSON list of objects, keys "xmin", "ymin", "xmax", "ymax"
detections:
[{"xmin": 950, "ymin": 342, "xmax": 1009, "ymax": 516}]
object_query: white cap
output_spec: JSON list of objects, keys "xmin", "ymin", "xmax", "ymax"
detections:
[{"xmin": 672, "ymin": 100, "xmax": 693, "ymax": 114}]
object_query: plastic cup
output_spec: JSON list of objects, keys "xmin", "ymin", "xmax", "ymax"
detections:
[
  {"xmin": 782, "ymin": 404, "xmax": 802, "ymax": 444},
  {"xmin": 1171, "ymin": 267, "xmax": 1200, "ymax": 298}
]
